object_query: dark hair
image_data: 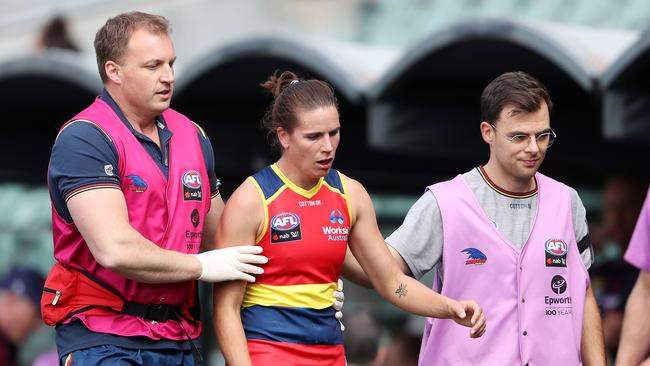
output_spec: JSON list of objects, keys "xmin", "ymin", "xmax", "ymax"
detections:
[
  {"xmin": 261, "ymin": 70, "xmax": 338, "ymax": 147},
  {"xmin": 0, "ymin": 266, "xmax": 45, "ymax": 307},
  {"xmin": 481, "ymin": 71, "xmax": 553, "ymax": 124},
  {"xmin": 38, "ymin": 15, "xmax": 79, "ymax": 52},
  {"xmin": 94, "ymin": 12, "xmax": 170, "ymax": 82}
]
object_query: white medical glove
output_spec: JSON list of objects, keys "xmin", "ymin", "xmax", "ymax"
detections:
[
  {"xmin": 193, "ymin": 246, "xmax": 267, "ymax": 282},
  {"xmin": 333, "ymin": 278, "xmax": 345, "ymax": 331}
]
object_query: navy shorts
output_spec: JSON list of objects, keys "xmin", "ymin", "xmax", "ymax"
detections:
[{"xmin": 60, "ymin": 344, "xmax": 202, "ymax": 366}]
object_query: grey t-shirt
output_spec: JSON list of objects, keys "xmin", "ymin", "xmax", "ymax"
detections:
[{"xmin": 386, "ymin": 168, "xmax": 593, "ymax": 281}]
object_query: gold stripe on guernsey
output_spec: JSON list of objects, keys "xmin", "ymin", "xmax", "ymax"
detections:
[
  {"xmin": 56, "ymin": 119, "xmax": 113, "ymax": 143},
  {"xmin": 265, "ymin": 183, "xmax": 288, "ymax": 205},
  {"xmin": 248, "ymin": 177, "xmax": 270, "ymax": 244},
  {"xmin": 477, "ymin": 166, "xmax": 537, "ymax": 199},
  {"xmin": 65, "ymin": 185, "xmax": 121, "ymax": 202},
  {"xmin": 322, "ymin": 180, "xmax": 344, "ymax": 196},
  {"xmin": 191, "ymin": 121, "xmax": 208, "ymax": 139},
  {"xmin": 271, "ymin": 164, "xmax": 323, "ymax": 199},
  {"xmin": 242, "ymin": 282, "xmax": 337, "ymax": 309}
]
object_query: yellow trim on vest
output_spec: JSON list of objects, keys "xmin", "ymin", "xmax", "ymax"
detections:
[
  {"xmin": 242, "ymin": 282, "xmax": 337, "ymax": 310},
  {"xmin": 271, "ymin": 164, "xmax": 323, "ymax": 199},
  {"xmin": 57, "ymin": 119, "xmax": 113, "ymax": 143},
  {"xmin": 191, "ymin": 121, "xmax": 208, "ymax": 139},
  {"xmin": 248, "ymin": 177, "xmax": 269, "ymax": 244},
  {"xmin": 337, "ymin": 171, "xmax": 353, "ymax": 224}
]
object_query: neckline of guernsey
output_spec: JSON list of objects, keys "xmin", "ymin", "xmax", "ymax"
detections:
[
  {"xmin": 271, "ymin": 163, "xmax": 324, "ymax": 198},
  {"xmin": 477, "ymin": 165, "xmax": 538, "ymax": 199}
]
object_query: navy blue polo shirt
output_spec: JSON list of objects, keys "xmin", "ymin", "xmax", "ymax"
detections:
[{"xmin": 49, "ymin": 89, "xmax": 218, "ymax": 356}]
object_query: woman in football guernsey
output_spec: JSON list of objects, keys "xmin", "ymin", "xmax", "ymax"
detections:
[{"xmin": 213, "ymin": 71, "xmax": 487, "ymax": 366}]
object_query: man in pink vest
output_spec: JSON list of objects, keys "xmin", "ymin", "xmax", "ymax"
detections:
[
  {"xmin": 344, "ymin": 71, "xmax": 606, "ymax": 365},
  {"xmin": 44, "ymin": 12, "xmax": 267, "ymax": 365},
  {"xmin": 616, "ymin": 187, "xmax": 650, "ymax": 365}
]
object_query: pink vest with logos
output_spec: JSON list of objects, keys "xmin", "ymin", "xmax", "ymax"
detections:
[
  {"xmin": 418, "ymin": 173, "xmax": 588, "ymax": 366},
  {"xmin": 50, "ymin": 98, "xmax": 210, "ymax": 340}
]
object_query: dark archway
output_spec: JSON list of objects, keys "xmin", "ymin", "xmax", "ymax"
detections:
[
  {"xmin": 173, "ymin": 37, "xmax": 379, "ymax": 193},
  {"xmin": 0, "ymin": 52, "xmax": 100, "ymax": 183},
  {"xmin": 368, "ymin": 19, "xmax": 641, "ymax": 186}
]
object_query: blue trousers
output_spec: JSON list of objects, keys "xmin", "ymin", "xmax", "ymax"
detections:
[{"xmin": 60, "ymin": 345, "xmax": 203, "ymax": 366}]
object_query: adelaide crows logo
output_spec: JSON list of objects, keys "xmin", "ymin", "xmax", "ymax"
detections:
[
  {"xmin": 126, "ymin": 175, "xmax": 148, "ymax": 192},
  {"xmin": 461, "ymin": 248, "xmax": 487, "ymax": 265}
]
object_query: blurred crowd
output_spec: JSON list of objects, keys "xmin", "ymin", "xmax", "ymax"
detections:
[
  {"xmin": 590, "ymin": 177, "xmax": 648, "ymax": 364},
  {"xmin": 33, "ymin": 15, "xmax": 78, "ymax": 54}
]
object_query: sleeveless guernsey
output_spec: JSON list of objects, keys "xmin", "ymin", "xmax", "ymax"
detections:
[{"xmin": 243, "ymin": 164, "xmax": 350, "ymax": 366}]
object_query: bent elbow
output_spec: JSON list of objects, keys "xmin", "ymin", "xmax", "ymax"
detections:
[
  {"xmin": 87, "ymin": 236, "xmax": 129, "ymax": 271},
  {"xmin": 92, "ymin": 249, "xmax": 122, "ymax": 270}
]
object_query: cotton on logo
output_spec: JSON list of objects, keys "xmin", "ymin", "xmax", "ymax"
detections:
[
  {"xmin": 544, "ymin": 239, "xmax": 568, "ymax": 256},
  {"xmin": 271, "ymin": 212, "xmax": 300, "ymax": 231},
  {"xmin": 182, "ymin": 170, "xmax": 202, "ymax": 189}
]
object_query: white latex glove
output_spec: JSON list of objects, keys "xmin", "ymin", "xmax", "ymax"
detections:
[
  {"xmin": 194, "ymin": 246, "xmax": 267, "ymax": 282},
  {"xmin": 333, "ymin": 278, "xmax": 345, "ymax": 331}
]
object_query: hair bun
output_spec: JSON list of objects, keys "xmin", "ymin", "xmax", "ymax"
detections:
[{"xmin": 260, "ymin": 70, "xmax": 300, "ymax": 97}]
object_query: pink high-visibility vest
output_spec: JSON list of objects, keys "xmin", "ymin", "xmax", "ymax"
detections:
[
  {"xmin": 49, "ymin": 97, "xmax": 210, "ymax": 340},
  {"xmin": 419, "ymin": 173, "xmax": 588, "ymax": 365}
]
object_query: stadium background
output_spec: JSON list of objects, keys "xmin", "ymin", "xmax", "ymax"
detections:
[{"xmin": 2, "ymin": 0, "xmax": 650, "ymax": 364}]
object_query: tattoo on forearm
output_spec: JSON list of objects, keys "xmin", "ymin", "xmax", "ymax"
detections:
[{"xmin": 395, "ymin": 283, "xmax": 408, "ymax": 299}]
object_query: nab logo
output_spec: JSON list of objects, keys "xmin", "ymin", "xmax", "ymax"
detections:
[
  {"xmin": 461, "ymin": 248, "xmax": 487, "ymax": 265},
  {"xmin": 544, "ymin": 239, "xmax": 568, "ymax": 256},
  {"xmin": 182, "ymin": 170, "xmax": 202, "ymax": 189},
  {"xmin": 271, "ymin": 212, "xmax": 300, "ymax": 231}
]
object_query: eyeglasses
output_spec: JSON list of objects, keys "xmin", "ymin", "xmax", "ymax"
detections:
[{"xmin": 489, "ymin": 123, "xmax": 557, "ymax": 148}]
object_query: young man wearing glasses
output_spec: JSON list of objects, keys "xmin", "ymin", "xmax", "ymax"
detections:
[{"xmin": 344, "ymin": 71, "xmax": 605, "ymax": 365}]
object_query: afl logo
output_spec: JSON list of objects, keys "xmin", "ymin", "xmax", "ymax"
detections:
[
  {"xmin": 182, "ymin": 170, "xmax": 202, "ymax": 189},
  {"xmin": 271, "ymin": 212, "xmax": 300, "ymax": 231},
  {"xmin": 544, "ymin": 239, "xmax": 568, "ymax": 256}
]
